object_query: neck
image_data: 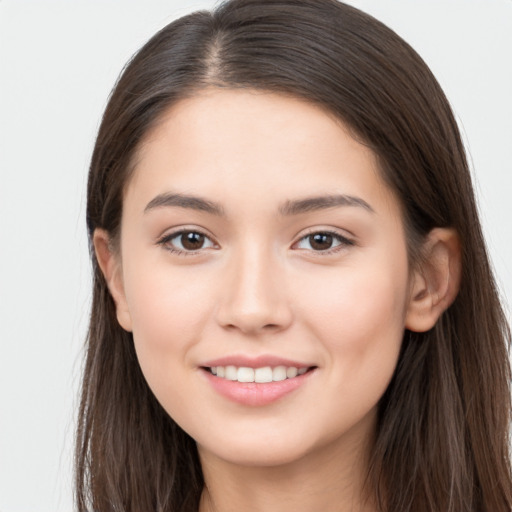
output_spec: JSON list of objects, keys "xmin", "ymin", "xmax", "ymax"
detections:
[{"xmin": 198, "ymin": 418, "xmax": 377, "ymax": 512}]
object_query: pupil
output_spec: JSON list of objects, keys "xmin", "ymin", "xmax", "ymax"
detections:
[
  {"xmin": 310, "ymin": 233, "xmax": 333, "ymax": 250},
  {"xmin": 182, "ymin": 232, "xmax": 204, "ymax": 250}
]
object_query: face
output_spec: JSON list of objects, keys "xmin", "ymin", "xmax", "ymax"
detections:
[{"xmin": 108, "ymin": 89, "xmax": 415, "ymax": 468}]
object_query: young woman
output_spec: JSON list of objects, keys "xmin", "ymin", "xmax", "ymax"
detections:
[{"xmin": 76, "ymin": 0, "xmax": 512, "ymax": 510}]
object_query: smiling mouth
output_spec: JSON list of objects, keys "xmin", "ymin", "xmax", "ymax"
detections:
[{"xmin": 203, "ymin": 365, "xmax": 315, "ymax": 383}]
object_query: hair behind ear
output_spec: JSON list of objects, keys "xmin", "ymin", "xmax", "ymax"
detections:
[{"xmin": 369, "ymin": 222, "xmax": 512, "ymax": 511}]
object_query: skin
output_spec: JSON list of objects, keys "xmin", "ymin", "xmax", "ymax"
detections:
[{"xmin": 95, "ymin": 88, "xmax": 461, "ymax": 512}]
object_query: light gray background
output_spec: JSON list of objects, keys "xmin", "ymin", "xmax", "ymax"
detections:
[{"xmin": 0, "ymin": 1, "xmax": 510, "ymax": 510}]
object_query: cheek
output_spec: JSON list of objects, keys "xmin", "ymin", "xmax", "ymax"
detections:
[
  {"xmin": 296, "ymin": 254, "xmax": 409, "ymax": 395},
  {"xmin": 300, "ymin": 259, "xmax": 408, "ymax": 335},
  {"xmin": 123, "ymin": 263, "xmax": 215, "ymax": 399},
  {"xmin": 126, "ymin": 262, "xmax": 213, "ymax": 342}
]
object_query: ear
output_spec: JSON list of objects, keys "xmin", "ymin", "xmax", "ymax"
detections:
[
  {"xmin": 93, "ymin": 229, "xmax": 133, "ymax": 332},
  {"xmin": 405, "ymin": 227, "xmax": 461, "ymax": 332}
]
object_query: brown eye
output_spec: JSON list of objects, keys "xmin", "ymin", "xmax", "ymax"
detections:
[
  {"xmin": 309, "ymin": 233, "xmax": 334, "ymax": 250},
  {"xmin": 181, "ymin": 232, "xmax": 206, "ymax": 250},
  {"xmin": 159, "ymin": 230, "xmax": 216, "ymax": 253},
  {"xmin": 295, "ymin": 231, "xmax": 353, "ymax": 252}
]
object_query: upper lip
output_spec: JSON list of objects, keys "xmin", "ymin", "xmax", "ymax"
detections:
[{"xmin": 201, "ymin": 355, "xmax": 315, "ymax": 369}]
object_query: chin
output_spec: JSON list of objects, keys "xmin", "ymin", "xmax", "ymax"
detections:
[
  {"xmin": 194, "ymin": 420, "xmax": 346, "ymax": 470},
  {"xmin": 201, "ymin": 440, "xmax": 313, "ymax": 468}
]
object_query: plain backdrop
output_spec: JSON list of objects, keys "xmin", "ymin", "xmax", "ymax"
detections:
[{"xmin": 0, "ymin": 1, "xmax": 511, "ymax": 510}]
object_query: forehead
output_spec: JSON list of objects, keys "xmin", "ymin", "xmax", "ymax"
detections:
[{"xmin": 126, "ymin": 88, "xmax": 398, "ymax": 218}]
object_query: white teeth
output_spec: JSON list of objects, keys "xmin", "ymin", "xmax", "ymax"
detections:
[
  {"xmin": 237, "ymin": 367, "xmax": 255, "ymax": 382},
  {"xmin": 254, "ymin": 366, "xmax": 273, "ymax": 383},
  {"xmin": 273, "ymin": 365, "xmax": 287, "ymax": 381},
  {"xmin": 286, "ymin": 367, "xmax": 298, "ymax": 378},
  {"xmin": 225, "ymin": 365, "xmax": 237, "ymax": 380},
  {"xmin": 209, "ymin": 365, "xmax": 310, "ymax": 383}
]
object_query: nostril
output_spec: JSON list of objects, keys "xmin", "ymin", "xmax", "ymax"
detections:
[{"xmin": 215, "ymin": 288, "xmax": 294, "ymax": 334}]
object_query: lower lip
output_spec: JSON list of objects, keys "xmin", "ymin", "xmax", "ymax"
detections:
[{"xmin": 202, "ymin": 368, "xmax": 315, "ymax": 406}]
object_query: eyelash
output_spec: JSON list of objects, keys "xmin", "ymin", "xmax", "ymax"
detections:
[
  {"xmin": 293, "ymin": 229, "xmax": 355, "ymax": 255},
  {"xmin": 157, "ymin": 229, "xmax": 217, "ymax": 256},
  {"xmin": 156, "ymin": 229, "xmax": 355, "ymax": 256}
]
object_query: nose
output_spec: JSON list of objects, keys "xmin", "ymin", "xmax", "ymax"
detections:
[{"xmin": 215, "ymin": 244, "xmax": 293, "ymax": 335}]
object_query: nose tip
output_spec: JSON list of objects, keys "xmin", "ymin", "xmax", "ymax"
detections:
[
  {"xmin": 220, "ymin": 298, "xmax": 291, "ymax": 335},
  {"xmin": 215, "ymin": 253, "xmax": 293, "ymax": 335}
]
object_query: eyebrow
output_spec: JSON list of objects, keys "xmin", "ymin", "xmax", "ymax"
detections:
[
  {"xmin": 144, "ymin": 193, "xmax": 225, "ymax": 216},
  {"xmin": 279, "ymin": 194, "xmax": 375, "ymax": 216},
  {"xmin": 144, "ymin": 192, "xmax": 374, "ymax": 216}
]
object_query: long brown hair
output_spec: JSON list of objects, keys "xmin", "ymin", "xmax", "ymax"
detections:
[{"xmin": 77, "ymin": 1, "xmax": 512, "ymax": 510}]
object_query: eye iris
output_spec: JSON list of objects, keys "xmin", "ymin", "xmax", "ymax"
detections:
[
  {"xmin": 310, "ymin": 233, "xmax": 333, "ymax": 250},
  {"xmin": 181, "ymin": 232, "xmax": 205, "ymax": 250}
]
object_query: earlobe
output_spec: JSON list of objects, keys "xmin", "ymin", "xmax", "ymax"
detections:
[
  {"xmin": 405, "ymin": 228, "xmax": 461, "ymax": 333},
  {"xmin": 93, "ymin": 229, "xmax": 133, "ymax": 332}
]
